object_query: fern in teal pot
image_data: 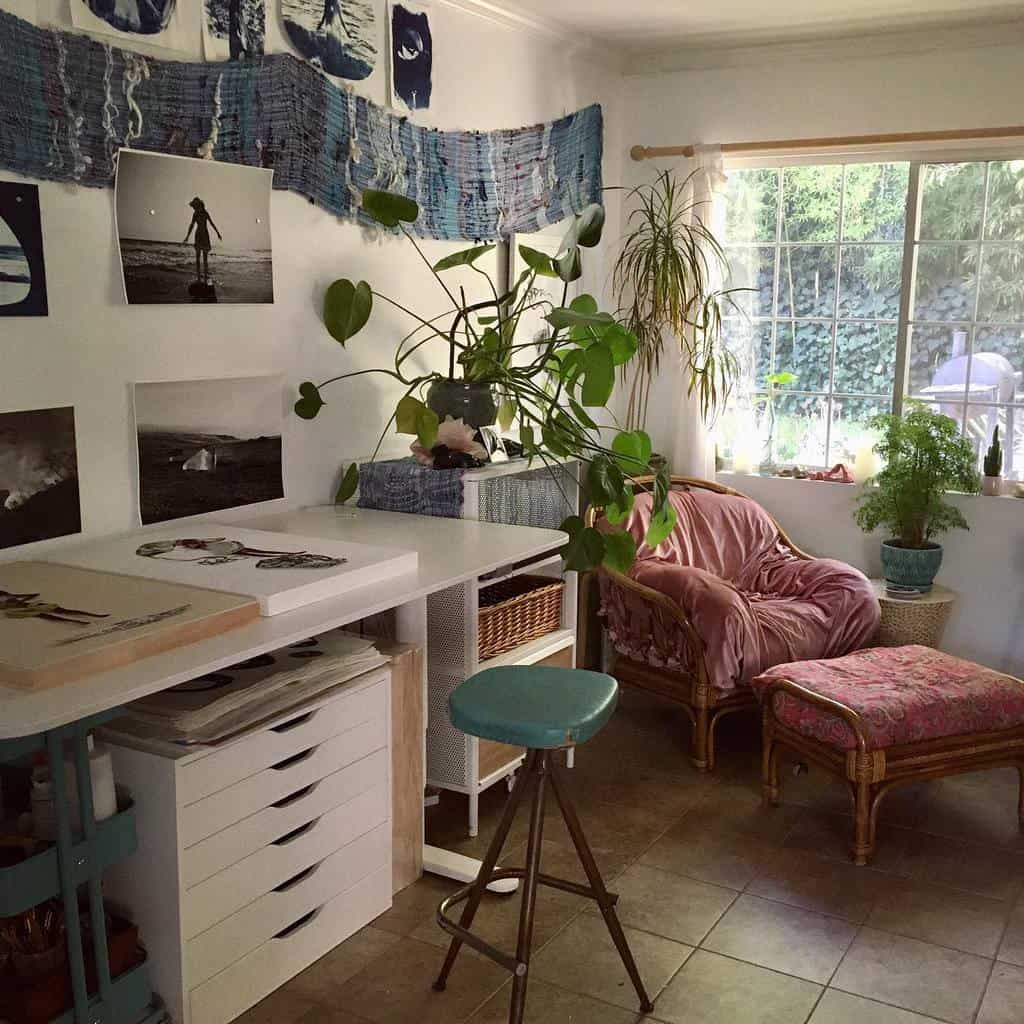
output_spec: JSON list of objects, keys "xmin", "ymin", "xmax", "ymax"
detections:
[{"xmin": 854, "ymin": 404, "xmax": 980, "ymax": 591}]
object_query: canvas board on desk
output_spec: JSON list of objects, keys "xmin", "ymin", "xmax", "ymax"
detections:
[
  {"xmin": 0, "ymin": 562, "xmax": 258, "ymax": 691},
  {"xmin": 51, "ymin": 525, "xmax": 419, "ymax": 617}
]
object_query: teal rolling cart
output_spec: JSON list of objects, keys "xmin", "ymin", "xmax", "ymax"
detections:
[{"xmin": 0, "ymin": 708, "xmax": 166, "ymax": 1024}]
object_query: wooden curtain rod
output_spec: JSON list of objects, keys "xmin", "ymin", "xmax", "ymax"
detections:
[{"xmin": 630, "ymin": 125, "xmax": 1024, "ymax": 161}]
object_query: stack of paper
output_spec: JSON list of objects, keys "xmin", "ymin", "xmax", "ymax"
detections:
[{"xmin": 118, "ymin": 629, "xmax": 388, "ymax": 744}]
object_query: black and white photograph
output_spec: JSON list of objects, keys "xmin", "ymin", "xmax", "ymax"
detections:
[
  {"xmin": 115, "ymin": 150, "xmax": 274, "ymax": 305},
  {"xmin": 0, "ymin": 406, "xmax": 81, "ymax": 551},
  {"xmin": 133, "ymin": 376, "xmax": 284, "ymax": 525},
  {"xmin": 70, "ymin": 0, "xmax": 187, "ymax": 49},
  {"xmin": 0, "ymin": 181, "xmax": 48, "ymax": 317},
  {"xmin": 390, "ymin": 1, "xmax": 432, "ymax": 112},
  {"xmin": 203, "ymin": 0, "xmax": 266, "ymax": 60},
  {"xmin": 281, "ymin": 0, "xmax": 378, "ymax": 80}
]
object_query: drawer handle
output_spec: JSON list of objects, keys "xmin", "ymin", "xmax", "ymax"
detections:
[
  {"xmin": 273, "ymin": 817, "xmax": 321, "ymax": 846},
  {"xmin": 271, "ymin": 782, "xmax": 317, "ymax": 809},
  {"xmin": 270, "ymin": 746, "xmax": 318, "ymax": 772},
  {"xmin": 271, "ymin": 710, "xmax": 317, "ymax": 734},
  {"xmin": 273, "ymin": 906, "xmax": 322, "ymax": 940},
  {"xmin": 273, "ymin": 861, "xmax": 321, "ymax": 893}
]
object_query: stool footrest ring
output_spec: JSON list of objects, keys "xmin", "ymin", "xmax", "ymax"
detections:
[{"xmin": 436, "ymin": 869, "xmax": 620, "ymax": 975}]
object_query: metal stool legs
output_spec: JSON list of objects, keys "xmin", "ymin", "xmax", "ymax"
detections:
[{"xmin": 433, "ymin": 749, "xmax": 654, "ymax": 1022}]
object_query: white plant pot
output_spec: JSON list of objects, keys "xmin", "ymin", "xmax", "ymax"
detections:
[{"xmin": 982, "ymin": 475, "xmax": 1002, "ymax": 496}]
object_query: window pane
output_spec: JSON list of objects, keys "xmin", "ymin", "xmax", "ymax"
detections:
[
  {"xmin": 842, "ymin": 163, "xmax": 909, "ymax": 241},
  {"xmin": 770, "ymin": 393, "xmax": 828, "ymax": 466},
  {"xmin": 723, "ymin": 168, "xmax": 778, "ymax": 243},
  {"xmin": 838, "ymin": 245, "xmax": 902, "ymax": 319},
  {"xmin": 914, "ymin": 243, "xmax": 978, "ymax": 320},
  {"xmin": 777, "ymin": 245, "xmax": 837, "ymax": 317},
  {"xmin": 834, "ymin": 323, "xmax": 897, "ymax": 397},
  {"xmin": 978, "ymin": 244, "xmax": 1024, "ymax": 322},
  {"xmin": 830, "ymin": 396, "xmax": 890, "ymax": 465},
  {"xmin": 975, "ymin": 326, "xmax": 1024, "ymax": 402},
  {"xmin": 919, "ymin": 162, "xmax": 985, "ymax": 241},
  {"xmin": 983, "ymin": 161, "xmax": 1024, "ymax": 241},
  {"xmin": 724, "ymin": 318, "xmax": 772, "ymax": 390},
  {"xmin": 773, "ymin": 320, "xmax": 831, "ymax": 391},
  {"xmin": 907, "ymin": 324, "xmax": 970, "ymax": 398},
  {"xmin": 781, "ymin": 165, "xmax": 842, "ymax": 242},
  {"xmin": 724, "ymin": 246, "xmax": 775, "ymax": 317}
]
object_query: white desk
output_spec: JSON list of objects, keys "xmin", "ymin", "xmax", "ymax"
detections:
[{"xmin": 0, "ymin": 505, "xmax": 567, "ymax": 888}]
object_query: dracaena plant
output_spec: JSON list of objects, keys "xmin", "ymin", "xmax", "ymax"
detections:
[{"xmin": 294, "ymin": 189, "xmax": 677, "ymax": 572}]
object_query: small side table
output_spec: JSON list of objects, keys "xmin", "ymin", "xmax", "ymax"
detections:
[{"xmin": 871, "ymin": 580, "xmax": 957, "ymax": 648}]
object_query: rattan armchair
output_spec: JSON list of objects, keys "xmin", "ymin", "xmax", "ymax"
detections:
[{"xmin": 588, "ymin": 476, "xmax": 815, "ymax": 772}]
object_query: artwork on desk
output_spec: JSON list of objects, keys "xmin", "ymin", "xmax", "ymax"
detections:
[
  {"xmin": 133, "ymin": 375, "xmax": 285, "ymax": 525},
  {"xmin": 281, "ymin": 0, "xmax": 378, "ymax": 80},
  {"xmin": 389, "ymin": 1, "xmax": 432, "ymax": 112},
  {"xmin": 54, "ymin": 525, "xmax": 419, "ymax": 616},
  {"xmin": 0, "ymin": 181, "xmax": 48, "ymax": 317},
  {"xmin": 0, "ymin": 562, "xmax": 259, "ymax": 691},
  {"xmin": 203, "ymin": 0, "xmax": 266, "ymax": 60},
  {"xmin": 115, "ymin": 150, "xmax": 274, "ymax": 305},
  {"xmin": 70, "ymin": 0, "xmax": 187, "ymax": 49},
  {"xmin": 0, "ymin": 406, "xmax": 81, "ymax": 552}
]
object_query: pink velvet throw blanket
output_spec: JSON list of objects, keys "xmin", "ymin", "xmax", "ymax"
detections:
[{"xmin": 598, "ymin": 488, "xmax": 879, "ymax": 692}]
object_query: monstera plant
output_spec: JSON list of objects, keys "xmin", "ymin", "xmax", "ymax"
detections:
[{"xmin": 294, "ymin": 189, "xmax": 676, "ymax": 572}]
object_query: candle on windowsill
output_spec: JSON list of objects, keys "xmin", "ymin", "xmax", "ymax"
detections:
[
  {"xmin": 852, "ymin": 443, "xmax": 881, "ymax": 483},
  {"xmin": 732, "ymin": 441, "xmax": 757, "ymax": 475}
]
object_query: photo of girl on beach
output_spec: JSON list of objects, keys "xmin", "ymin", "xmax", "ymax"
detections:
[{"xmin": 115, "ymin": 150, "xmax": 274, "ymax": 305}]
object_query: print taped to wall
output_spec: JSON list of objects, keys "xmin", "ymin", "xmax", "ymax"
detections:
[
  {"xmin": 389, "ymin": 1, "xmax": 432, "ymax": 112},
  {"xmin": 0, "ymin": 407, "xmax": 81, "ymax": 551},
  {"xmin": 281, "ymin": 0, "xmax": 378, "ymax": 80},
  {"xmin": 70, "ymin": 0, "xmax": 188, "ymax": 49},
  {"xmin": 204, "ymin": 0, "xmax": 266, "ymax": 60},
  {"xmin": 0, "ymin": 181, "xmax": 47, "ymax": 317},
  {"xmin": 115, "ymin": 150, "xmax": 274, "ymax": 305},
  {"xmin": 133, "ymin": 375, "xmax": 285, "ymax": 525}
]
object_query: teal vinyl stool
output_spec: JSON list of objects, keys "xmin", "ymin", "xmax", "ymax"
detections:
[{"xmin": 433, "ymin": 666, "xmax": 654, "ymax": 1023}]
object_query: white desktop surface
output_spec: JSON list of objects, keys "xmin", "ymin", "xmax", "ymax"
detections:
[{"xmin": 0, "ymin": 506, "xmax": 567, "ymax": 739}]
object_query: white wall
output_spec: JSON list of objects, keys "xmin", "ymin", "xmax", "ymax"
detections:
[
  {"xmin": 1, "ymin": 0, "xmax": 622, "ymax": 559},
  {"xmin": 625, "ymin": 33, "xmax": 1024, "ymax": 673}
]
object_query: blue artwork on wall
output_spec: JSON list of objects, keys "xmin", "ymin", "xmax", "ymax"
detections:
[
  {"xmin": 390, "ymin": 2, "xmax": 431, "ymax": 112},
  {"xmin": 82, "ymin": 0, "xmax": 178, "ymax": 35},
  {"xmin": 282, "ymin": 0, "xmax": 377, "ymax": 80},
  {"xmin": 0, "ymin": 182, "xmax": 47, "ymax": 318}
]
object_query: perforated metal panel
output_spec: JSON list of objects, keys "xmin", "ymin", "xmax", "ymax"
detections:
[
  {"xmin": 477, "ymin": 465, "xmax": 577, "ymax": 529},
  {"xmin": 425, "ymin": 584, "xmax": 470, "ymax": 788}
]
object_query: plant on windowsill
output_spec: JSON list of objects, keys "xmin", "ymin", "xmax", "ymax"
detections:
[
  {"xmin": 983, "ymin": 426, "xmax": 1003, "ymax": 496},
  {"xmin": 854, "ymin": 403, "xmax": 980, "ymax": 591},
  {"xmin": 293, "ymin": 189, "xmax": 676, "ymax": 572}
]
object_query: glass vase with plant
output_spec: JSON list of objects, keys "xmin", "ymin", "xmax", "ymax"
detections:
[
  {"xmin": 294, "ymin": 189, "xmax": 675, "ymax": 572},
  {"xmin": 854, "ymin": 404, "xmax": 980, "ymax": 589}
]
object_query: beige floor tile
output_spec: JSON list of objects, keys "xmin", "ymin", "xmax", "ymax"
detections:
[
  {"xmin": 235, "ymin": 987, "xmax": 319, "ymax": 1024},
  {"xmin": 921, "ymin": 773, "xmax": 1024, "ymax": 851},
  {"xmin": 898, "ymin": 832, "xmax": 1024, "ymax": 901},
  {"xmin": 748, "ymin": 849, "xmax": 891, "ymax": 923},
  {"xmin": 832, "ymin": 927, "xmax": 992, "ymax": 1024},
  {"xmin": 701, "ymin": 894, "xmax": 856, "ymax": 984},
  {"xmin": 465, "ymin": 978, "xmax": 645, "ymax": 1023},
  {"xmin": 531, "ymin": 912, "xmax": 692, "ymax": 1010},
  {"xmin": 783, "ymin": 810, "xmax": 910, "ymax": 873},
  {"xmin": 295, "ymin": 1010, "xmax": 372, "ymax": 1024},
  {"xmin": 809, "ymin": 990, "xmax": 945, "ymax": 1023},
  {"xmin": 370, "ymin": 874, "xmax": 459, "ymax": 937},
  {"xmin": 866, "ymin": 880, "xmax": 1011, "ymax": 957},
  {"xmin": 977, "ymin": 962, "xmax": 1024, "ymax": 1024},
  {"xmin": 638, "ymin": 826, "xmax": 772, "ymax": 891},
  {"xmin": 682, "ymin": 785, "xmax": 804, "ymax": 843},
  {"xmin": 654, "ymin": 949, "xmax": 821, "ymax": 1024},
  {"xmin": 332, "ymin": 935, "xmax": 508, "ymax": 1024},
  {"xmin": 285, "ymin": 926, "xmax": 401, "ymax": 1001},
  {"xmin": 997, "ymin": 900, "xmax": 1024, "ymax": 966},
  {"xmin": 588, "ymin": 863, "xmax": 736, "ymax": 946}
]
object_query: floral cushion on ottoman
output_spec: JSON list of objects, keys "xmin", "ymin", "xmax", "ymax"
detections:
[{"xmin": 751, "ymin": 645, "xmax": 1024, "ymax": 751}]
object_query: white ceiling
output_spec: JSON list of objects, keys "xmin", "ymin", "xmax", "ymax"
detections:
[{"xmin": 498, "ymin": 0, "xmax": 1024, "ymax": 52}]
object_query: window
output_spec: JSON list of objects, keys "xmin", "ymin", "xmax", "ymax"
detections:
[{"xmin": 716, "ymin": 158, "xmax": 1024, "ymax": 476}]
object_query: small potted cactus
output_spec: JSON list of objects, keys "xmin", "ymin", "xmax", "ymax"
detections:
[{"xmin": 983, "ymin": 426, "xmax": 1003, "ymax": 496}]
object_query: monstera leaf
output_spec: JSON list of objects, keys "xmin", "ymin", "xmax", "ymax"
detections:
[
  {"xmin": 324, "ymin": 279, "xmax": 372, "ymax": 345},
  {"xmin": 361, "ymin": 189, "xmax": 419, "ymax": 227}
]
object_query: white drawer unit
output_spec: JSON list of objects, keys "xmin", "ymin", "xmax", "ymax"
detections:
[{"xmin": 104, "ymin": 667, "xmax": 392, "ymax": 1024}]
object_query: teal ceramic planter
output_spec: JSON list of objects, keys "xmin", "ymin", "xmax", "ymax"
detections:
[{"xmin": 880, "ymin": 540, "xmax": 943, "ymax": 591}]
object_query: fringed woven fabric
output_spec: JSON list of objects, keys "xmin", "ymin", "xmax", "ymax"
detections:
[{"xmin": 0, "ymin": 10, "xmax": 603, "ymax": 240}]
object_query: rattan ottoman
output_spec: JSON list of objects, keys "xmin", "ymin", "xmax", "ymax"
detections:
[{"xmin": 752, "ymin": 645, "xmax": 1024, "ymax": 865}]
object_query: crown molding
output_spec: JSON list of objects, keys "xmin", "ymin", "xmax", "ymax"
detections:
[{"xmin": 625, "ymin": 14, "xmax": 1024, "ymax": 75}]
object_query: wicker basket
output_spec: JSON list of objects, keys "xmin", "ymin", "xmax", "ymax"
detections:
[{"xmin": 478, "ymin": 575, "xmax": 565, "ymax": 660}]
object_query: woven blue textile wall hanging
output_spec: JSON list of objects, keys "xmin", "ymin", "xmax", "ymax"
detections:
[{"xmin": 0, "ymin": 10, "xmax": 603, "ymax": 241}]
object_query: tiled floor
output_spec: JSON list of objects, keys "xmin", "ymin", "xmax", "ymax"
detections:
[{"xmin": 239, "ymin": 689, "xmax": 1024, "ymax": 1024}]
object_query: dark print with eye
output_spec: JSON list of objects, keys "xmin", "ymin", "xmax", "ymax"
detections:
[{"xmin": 391, "ymin": 3, "xmax": 431, "ymax": 111}]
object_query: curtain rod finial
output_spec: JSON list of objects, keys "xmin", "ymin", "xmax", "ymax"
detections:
[{"xmin": 630, "ymin": 144, "xmax": 648, "ymax": 161}]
